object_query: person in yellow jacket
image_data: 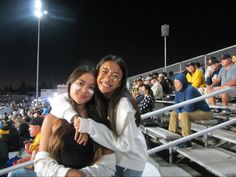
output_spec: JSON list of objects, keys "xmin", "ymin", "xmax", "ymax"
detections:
[
  {"xmin": 185, "ymin": 62, "xmax": 206, "ymax": 88},
  {"xmin": 8, "ymin": 117, "xmax": 43, "ymax": 177}
]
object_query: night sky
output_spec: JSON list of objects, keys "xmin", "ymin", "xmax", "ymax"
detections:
[{"xmin": 0, "ymin": 0, "xmax": 235, "ymax": 89}]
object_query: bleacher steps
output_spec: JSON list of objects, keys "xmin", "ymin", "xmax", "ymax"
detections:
[
  {"xmin": 177, "ymin": 147, "xmax": 236, "ymax": 177},
  {"xmin": 209, "ymin": 129, "xmax": 236, "ymax": 144},
  {"xmin": 210, "ymin": 105, "xmax": 236, "ymax": 111},
  {"xmin": 149, "ymin": 155, "xmax": 199, "ymax": 177},
  {"xmin": 191, "ymin": 122, "xmax": 236, "ymax": 144},
  {"xmin": 141, "ymin": 126, "xmax": 182, "ymax": 141}
]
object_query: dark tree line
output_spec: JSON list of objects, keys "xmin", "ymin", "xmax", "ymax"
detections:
[{"xmin": 0, "ymin": 81, "xmax": 55, "ymax": 95}]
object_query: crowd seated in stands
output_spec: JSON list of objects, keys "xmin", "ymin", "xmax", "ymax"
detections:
[
  {"xmin": 207, "ymin": 53, "xmax": 236, "ymax": 106},
  {"xmin": 7, "ymin": 117, "xmax": 43, "ymax": 177},
  {"xmin": 0, "ymin": 120, "xmax": 21, "ymax": 153},
  {"xmin": 0, "ymin": 123, "xmax": 9, "ymax": 171}
]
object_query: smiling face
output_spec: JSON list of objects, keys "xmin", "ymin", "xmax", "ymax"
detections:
[
  {"xmin": 70, "ymin": 72, "xmax": 96, "ymax": 105},
  {"xmin": 97, "ymin": 61, "xmax": 123, "ymax": 99},
  {"xmin": 186, "ymin": 65, "xmax": 196, "ymax": 74}
]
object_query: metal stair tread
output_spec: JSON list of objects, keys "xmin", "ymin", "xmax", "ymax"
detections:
[
  {"xmin": 190, "ymin": 122, "xmax": 236, "ymax": 144},
  {"xmin": 144, "ymin": 126, "xmax": 182, "ymax": 141},
  {"xmin": 177, "ymin": 147, "xmax": 236, "ymax": 177}
]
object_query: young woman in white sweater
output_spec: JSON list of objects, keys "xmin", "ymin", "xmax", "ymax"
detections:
[
  {"xmin": 34, "ymin": 64, "xmax": 116, "ymax": 177},
  {"xmin": 50, "ymin": 55, "xmax": 147, "ymax": 177}
]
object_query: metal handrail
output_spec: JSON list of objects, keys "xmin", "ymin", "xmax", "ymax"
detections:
[
  {"xmin": 0, "ymin": 160, "xmax": 33, "ymax": 176},
  {"xmin": 148, "ymin": 118, "xmax": 236, "ymax": 155},
  {"xmin": 144, "ymin": 87, "xmax": 236, "ymax": 155},
  {"xmin": 0, "ymin": 87, "xmax": 235, "ymax": 176},
  {"xmin": 128, "ymin": 44, "xmax": 236, "ymax": 82}
]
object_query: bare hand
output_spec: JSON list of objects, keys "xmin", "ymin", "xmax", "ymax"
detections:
[
  {"xmin": 208, "ymin": 84, "xmax": 214, "ymax": 90},
  {"xmin": 74, "ymin": 117, "xmax": 81, "ymax": 129},
  {"xmin": 73, "ymin": 117, "xmax": 89, "ymax": 145},
  {"xmin": 76, "ymin": 132, "xmax": 89, "ymax": 145},
  {"xmin": 73, "ymin": 117, "xmax": 81, "ymax": 142}
]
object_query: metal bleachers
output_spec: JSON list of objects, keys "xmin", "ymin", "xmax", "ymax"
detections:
[
  {"xmin": 140, "ymin": 87, "xmax": 236, "ymax": 177},
  {"xmin": 177, "ymin": 147, "xmax": 236, "ymax": 177}
]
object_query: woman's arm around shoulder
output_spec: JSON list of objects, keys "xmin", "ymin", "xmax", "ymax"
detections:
[{"xmin": 50, "ymin": 93, "xmax": 77, "ymax": 123}]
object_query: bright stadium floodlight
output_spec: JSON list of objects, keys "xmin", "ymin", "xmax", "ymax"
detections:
[
  {"xmin": 34, "ymin": 0, "xmax": 42, "ymax": 17},
  {"xmin": 34, "ymin": 0, "xmax": 47, "ymax": 107}
]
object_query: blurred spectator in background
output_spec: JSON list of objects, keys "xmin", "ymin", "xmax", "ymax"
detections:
[
  {"xmin": 144, "ymin": 75, "xmax": 152, "ymax": 85},
  {"xmin": 207, "ymin": 53, "xmax": 236, "ymax": 106},
  {"xmin": 168, "ymin": 73, "xmax": 211, "ymax": 147},
  {"xmin": 0, "ymin": 120, "xmax": 21, "ymax": 153},
  {"xmin": 204, "ymin": 56, "xmax": 216, "ymax": 81},
  {"xmin": 206, "ymin": 58, "xmax": 222, "ymax": 87},
  {"xmin": 195, "ymin": 62, "xmax": 204, "ymax": 74},
  {"xmin": 150, "ymin": 76, "xmax": 163, "ymax": 100},
  {"xmin": 232, "ymin": 54, "xmax": 236, "ymax": 64},
  {"xmin": 0, "ymin": 123, "xmax": 9, "ymax": 171},
  {"xmin": 158, "ymin": 73, "xmax": 170, "ymax": 96},
  {"xmin": 8, "ymin": 117, "xmax": 43, "ymax": 177},
  {"xmin": 132, "ymin": 86, "xmax": 144, "ymax": 105},
  {"xmin": 185, "ymin": 62, "xmax": 206, "ymax": 89},
  {"xmin": 168, "ymin": 71, "xmax": 175, "ymax": 82},
  {"xmin": 138, "ymin": 84, "xmax": 155, "ymax": 114}
]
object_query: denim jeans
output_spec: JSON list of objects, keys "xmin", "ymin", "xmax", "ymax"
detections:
[
  {"xmin": 113, "ymin": 165, "xmax": 143, "ymax": 177},
  {"xmin": 7, "ymin": 168, "xmax": 37, "ymax": 177}
]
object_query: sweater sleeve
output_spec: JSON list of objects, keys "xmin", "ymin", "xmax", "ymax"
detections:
[
  {"xmin": 174, "ymin": 93, "xmax": 181, "ymax": 114},
  {"xmin": 34, "ymin": 151, "xmax": 71, "ymax": 177},
  {"xmin": 182, "ymin": 87, "xmax": 198, "ymax": 112},
  {"xmin": 34, "ymin": 151, "xmax": 116, "ymax": 177},
  {"xmin": 192, "ymin": 70, "xmax": 205, "ymax": 88},
  {"xmin": 50, "ymin": 93, "xmax": 77, "ymax": 123},
  {"xmin": 79, "ymin": 98, "xmax": 137, "ymax": 152},
  {"xmin": 80, "ymin": 153, "xmax": 116, "ymax": 177}
]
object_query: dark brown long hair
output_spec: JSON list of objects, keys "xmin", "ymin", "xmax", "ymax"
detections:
[
  {"xmin": 96, "ymin": 55, "xmax": 141, "ymax": 135},
  {"xmin": 48, "ymin": 64, "xmax": 110, "ymax": 165}
]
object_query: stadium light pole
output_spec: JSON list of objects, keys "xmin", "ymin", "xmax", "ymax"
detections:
[
  {"xmin": 34, "ymin": 0, "xmax": 47, "ymax": 107},
  {"xmin": 161, "ymin": 24, "xmax": 169, "ymax": 72}
]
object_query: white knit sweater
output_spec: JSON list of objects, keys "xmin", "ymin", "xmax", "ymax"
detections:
[{"xmin": 50, "ymin": 94, "xmax": 148, "ymax": 171}]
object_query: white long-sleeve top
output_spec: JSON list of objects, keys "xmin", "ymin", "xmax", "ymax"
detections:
[
  {"xmin": 34, "ymin": 151, "xmax": 116, "ymax": 177},
  {"xmin": 50, "ymin": 94, "xmax": 148, "ymax": 171},
  {"xmin": 50, "ymin": 93, "xmax": 77, "ymax": 123}
]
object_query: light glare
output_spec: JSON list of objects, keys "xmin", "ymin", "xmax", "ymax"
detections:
[
  {"xmin": 34, "ymin": 10, "xmax": 42, "ymax": 18},
  {"xmin": 35, "ymin": 0, "xmax": 42, "ymax": 10}
]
